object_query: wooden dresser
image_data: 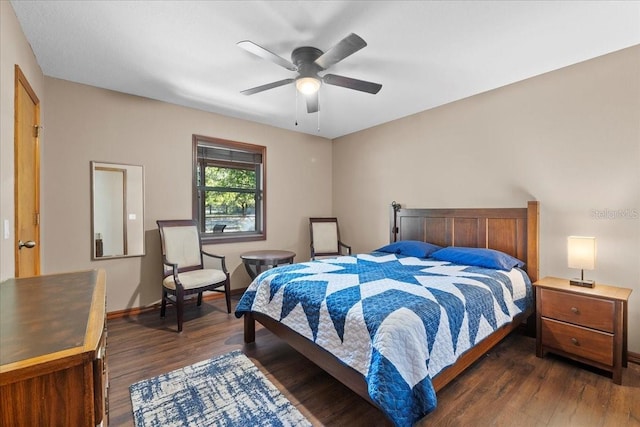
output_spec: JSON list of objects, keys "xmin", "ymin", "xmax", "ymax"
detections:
[
  {"xmin": 534, "ymin": 276, "xmax": 631, "ymax": 384},
  {"xmin": 0, "ymin": 270, "xmax": 108, "ymax": 426}
]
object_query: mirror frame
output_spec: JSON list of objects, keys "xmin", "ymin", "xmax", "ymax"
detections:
[{"xmin": 91, "ymin": 161, "xmax": 145, "ymax": 260}]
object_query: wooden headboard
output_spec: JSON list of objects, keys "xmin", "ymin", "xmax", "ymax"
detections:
[{"xmin": 390, "ymin": 201, "xmax": 539, "ymax": 282}]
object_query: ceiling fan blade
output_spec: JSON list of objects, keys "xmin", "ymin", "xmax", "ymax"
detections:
[
  {"xmin": 314, "ymin": 33, "xmax": 367, "ymax": 70},
  {"xmin": 241, "ymin": 78, "xmax": 295, "ymax": 95},
  {"xmin": 237, "ymin": 40, "xmax": 297, "ymax": 71},
  {"xmin": 323, "ymin": 74, "xmax": 382, "ymax": 94},
  {"xmin": 306, "ymin": 92, "xmax": 319, "ymax": 113}
]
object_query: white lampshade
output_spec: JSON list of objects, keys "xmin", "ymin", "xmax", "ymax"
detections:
[
  {"xmin": 567, "ymin": 236, "xmax": 596, "ymax": 270},
  {"xmin": 296, "ymin": 77, "xmax": 321, "ymax": 95}
]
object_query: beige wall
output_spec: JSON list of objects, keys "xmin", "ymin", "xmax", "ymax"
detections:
[
  {"xmin": 333, "ymin": 45, "xmax": 640, "ymax": 352},
  {"xmin": 42, "ymin": 78, "xmax": 332, "ymax": 312},
  {"xmin": 0, "ymin": 1, "xmax": 45, "ymax": 280}
]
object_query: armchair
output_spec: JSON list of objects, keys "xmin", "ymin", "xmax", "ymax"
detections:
[
  {"xmin": 157, "ymin": 219, "xmax": 230, "ymax": 332},
  {"xmin": 309, "ymin": 217, "xmax": 352, "ymax": 260}
]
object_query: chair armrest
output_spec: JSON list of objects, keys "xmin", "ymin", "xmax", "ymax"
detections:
[
  {"xmin": 201, "ymin": 250, "xmax": 229, "ymax": 274},
  {"xmin": 161, "ymin": 257, "xmax": 184, "ymax": 289},
  {"xmin": 338, "ymin": 241, "xmax": 352, "ymax": 255},
  {"xmin": 161, "ymin": 256, "xmax": 178, "ymax": 274}
]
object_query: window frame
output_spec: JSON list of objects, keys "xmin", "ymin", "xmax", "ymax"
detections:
[{"xmin": 192, "ymin": 134, "xmax": 266, "ymax": 244}]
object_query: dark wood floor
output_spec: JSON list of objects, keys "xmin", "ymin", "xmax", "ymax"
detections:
[{"xmin": 107, "ymin": 296, "xmax": 640, "ymax": 427}]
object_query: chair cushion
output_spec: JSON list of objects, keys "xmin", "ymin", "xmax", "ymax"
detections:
[{"xmin": 163, "ymin": 269, "xmax": 227, "ymax": 291}]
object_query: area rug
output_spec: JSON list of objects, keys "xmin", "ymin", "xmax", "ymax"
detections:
[{"xmin": 130, "ymin": 350, "xmax": 312, "ymax": 427}]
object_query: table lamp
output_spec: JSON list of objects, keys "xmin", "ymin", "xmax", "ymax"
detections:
[{"xmin": 567, "ymin": 236, "xmax": 596, "ymax": 288}]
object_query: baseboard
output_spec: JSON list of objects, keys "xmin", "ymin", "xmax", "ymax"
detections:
[
  {"xmin": 229, "ymin": 287, "xmax": 247, "ymax": 296},
  {"xmin": 106, "ymin": 287, "xmax": 247, "ymax": 320},
  {"xmin": 107, "ymin": 302, "xmax": 160, "ymax": 320},
  {"xmin": 628, "ymin": 351, "xmax": 640, "ymax": 365}
]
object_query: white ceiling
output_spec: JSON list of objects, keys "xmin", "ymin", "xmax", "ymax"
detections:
[{"xmin": 11, "ymin": 1, "xmax": 640, "ymax": 139}]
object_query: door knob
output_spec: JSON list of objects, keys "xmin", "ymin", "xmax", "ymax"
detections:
[{"xmin": 18, "ymin": 240, "xmax": 36, "ymax": 250}]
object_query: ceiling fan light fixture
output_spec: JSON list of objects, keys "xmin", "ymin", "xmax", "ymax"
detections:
[{"xmin": 296, "ymin": 76, "xmax": 321, "ymax": 95}]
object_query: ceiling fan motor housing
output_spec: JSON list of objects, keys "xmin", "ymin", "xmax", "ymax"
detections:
[{"xmin": 292, "ymin": 46, "xmax": 324, "ymax": 78}]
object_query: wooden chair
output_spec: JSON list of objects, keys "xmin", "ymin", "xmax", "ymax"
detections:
[
  {"xmin": 157, "ymin": 219, "xmax": 231, "ymax": 332},
  {"xmin": 309, "ymin": 217, "xmax": 352, "ymax": 260}
]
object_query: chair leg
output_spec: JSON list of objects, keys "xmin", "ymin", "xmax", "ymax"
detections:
[
  {"xmin": 224, "ymin": 279, "xmax": 231, "ymax": 314},
  {"xmin": 197, "ymin": 292, "xmax": 203, "ymax": 306},
  {"xmin": 160, "ymin": 290, "xmax": 167, "ymax": 318},
  {"xmin": 176, "ymin": 292, "xmax": 184, "ymax": 333}
]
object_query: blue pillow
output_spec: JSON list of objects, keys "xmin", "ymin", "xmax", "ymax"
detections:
[
  {"xmin": 375, "ymin": 240, "xmax": 441, "ymax": 258},
  {"xmin": 430, "ymin": 247, "xmax": 525, "ymax": 271}
]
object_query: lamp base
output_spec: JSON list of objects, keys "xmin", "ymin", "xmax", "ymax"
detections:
[{"xmin": 570, "ymin": 278, "xmax": 595, "ymax": 288}]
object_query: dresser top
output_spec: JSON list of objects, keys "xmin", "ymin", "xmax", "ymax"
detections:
[
  {"xmin": 534, "ymin": 276, "xmax": 632, "ymax": 301},
  {"xmin": 0, "ymin": 270, "xmax": 105, "ymax": 368}
]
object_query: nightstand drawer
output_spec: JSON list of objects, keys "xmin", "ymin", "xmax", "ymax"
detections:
[
  {"xmin": 539, "ymin": 288, "xmax": 614, "ymax": 332},
  {"xmin": 541, "ymin": 318, "xmax": 613, "ymax": 366}
]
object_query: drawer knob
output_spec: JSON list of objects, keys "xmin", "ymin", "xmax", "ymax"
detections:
[
  {"xmin": 571, "ymin": 337, "xmax": 580, "ymax": 346},
  {"xmin": 570, "ymin": 307, "xmax": 580, "ymax": 314}
]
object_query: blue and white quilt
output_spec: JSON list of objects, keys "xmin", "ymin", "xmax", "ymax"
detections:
[{"xmin": 235, "ymin": 252, "xmax": 533, "ymax": 426}]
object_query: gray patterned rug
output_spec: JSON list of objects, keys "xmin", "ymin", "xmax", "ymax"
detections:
[{"xmin": 130, "ymin": 350, "xmax": 312, "ymax": 427}]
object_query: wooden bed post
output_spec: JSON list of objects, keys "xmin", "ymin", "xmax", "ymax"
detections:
[
  {"xmin": 525, "ymin": 200, "xmax": 540, "ymax": 337},
  {"xmin": 526, "ymin": 201, "xmax": 539, "ymax": 283},
  {"xmin": 390, "ymin": 201, "xmax": 401, "ymax": 243},
  {"xmin": 244, "ymin": 312, "xmax": 256, "ymax": 343}
]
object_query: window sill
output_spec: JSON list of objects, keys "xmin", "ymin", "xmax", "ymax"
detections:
[{"xmin": 201, "ymin": 233, "xmax": 266, "ymax": 245}]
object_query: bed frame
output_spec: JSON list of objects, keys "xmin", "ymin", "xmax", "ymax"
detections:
[{"xmin": 244, "ymin": 201, "xmax": 539, "ymax": 416}]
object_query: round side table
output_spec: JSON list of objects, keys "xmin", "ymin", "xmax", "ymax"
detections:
[{"xmin": 240, "ymin": 250, "xmax": 296, "ymax": 280}]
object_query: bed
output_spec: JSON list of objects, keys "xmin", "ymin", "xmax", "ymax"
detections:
[{"xmin": 236, "ymin": 201, "xmax": 539, "ymax": 426}]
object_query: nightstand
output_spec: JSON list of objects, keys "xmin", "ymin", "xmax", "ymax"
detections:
[{"xmin": 534, "ymin": 276, "xmax": 632, "ymax": 384}]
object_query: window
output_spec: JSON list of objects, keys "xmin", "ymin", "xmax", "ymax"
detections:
[{"xmin": 193, "ymin": 135, "xmax": 266, "ymax": 243}]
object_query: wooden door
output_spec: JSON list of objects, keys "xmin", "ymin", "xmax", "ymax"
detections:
[{"xmin": 14, "ymin": 65, "xmax": 40, "ymax": 277}]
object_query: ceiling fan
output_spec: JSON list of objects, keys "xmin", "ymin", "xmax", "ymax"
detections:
[{"xmin": 237, "ymin": 33, "xmax": 382, "ymax": 114}]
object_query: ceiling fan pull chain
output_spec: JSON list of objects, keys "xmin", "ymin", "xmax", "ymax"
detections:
[
  {"xmin": 317, "ymin": 92, "xmax": 320, "ymax": 132},
  {"xmin": 295, "ymin": 85, "xmax": 299, "ymax": 126}
]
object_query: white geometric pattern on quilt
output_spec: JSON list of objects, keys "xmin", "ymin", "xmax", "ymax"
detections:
[{"xmin": 235, "ymin": 252, "xmax": 532, "ymax": 427}]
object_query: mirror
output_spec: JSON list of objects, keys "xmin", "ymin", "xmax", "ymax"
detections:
[{"xmin": 91, "ymin": 161, "xmax": 144, "ymax": 259}]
